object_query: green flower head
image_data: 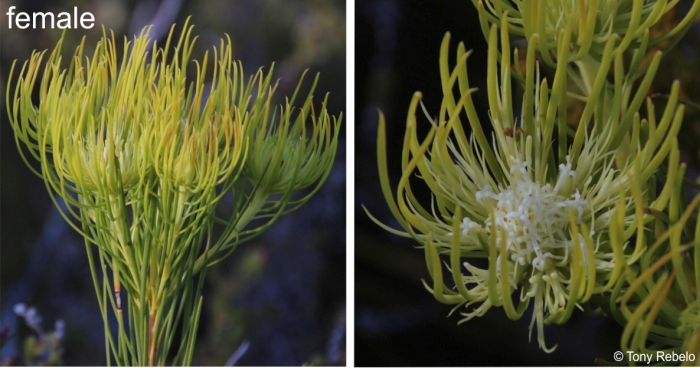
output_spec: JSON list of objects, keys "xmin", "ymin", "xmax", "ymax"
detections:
[
  {"xmin": 372, "ymin": 20, "xmax": 685, "ymax": 351},
  {"xmin": 245, "ymin": 71, "xmax": 342, "ymax": 197}
]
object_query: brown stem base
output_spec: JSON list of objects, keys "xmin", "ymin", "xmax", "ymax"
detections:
[{"xmin": 148, "ymin": 315, "xmax": 156, "ymax": 366}]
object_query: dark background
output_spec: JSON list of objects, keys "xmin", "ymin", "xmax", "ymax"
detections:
[
  {"xmin": 354, "ymin": 0, "xmax": 700, "ymax": 366},
  {"xmin": 0, "ymin": 0, "xmax": 346, "ymax": 365}
]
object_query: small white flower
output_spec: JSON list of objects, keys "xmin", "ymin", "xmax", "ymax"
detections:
[
  {"xmin": 460, "ymin": 217, "xmax": 480, "ymax": 236},
  {"xmin": 475, "ymin": 185, "xmax": 495, "ymax": 202}
]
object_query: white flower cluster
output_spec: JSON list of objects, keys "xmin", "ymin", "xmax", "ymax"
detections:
[
  {"xmin": 455, "ymin": 155, "xmax": 596, "ymax": 351},
  {"xmin": 467, "ymin": 157, "xmax": 591, "ymax": 272}
]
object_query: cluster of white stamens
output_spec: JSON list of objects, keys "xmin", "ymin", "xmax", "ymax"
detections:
[
  {"xmin": 468, "ymin": 156, "xmax": 591, "ymax": 274},
  {"xmin": 457, "ymin": 155, "xmax": 596, "ymax": 350}
]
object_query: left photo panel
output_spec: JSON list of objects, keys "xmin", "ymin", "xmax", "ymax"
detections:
[{"xmin": 0, "ymin": 1, "xmax": 346, "ymax": 365}]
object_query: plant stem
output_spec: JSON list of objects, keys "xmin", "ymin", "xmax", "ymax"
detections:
[
  {"xmin": 192, "ymin": 191, "xmax": 268, "ymax": 273},
  {"xmin": 148, "ymin": 314, "xmax": 156, "ymax": 366}
]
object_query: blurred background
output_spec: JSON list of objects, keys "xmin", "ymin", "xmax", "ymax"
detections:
[
  {"xmin": 0, "ymin": 0, "xmax": 345, "ymax": 365},
  {"xmin": 355, "ymin": 0, "xmax": 700, "ymax": 366}
]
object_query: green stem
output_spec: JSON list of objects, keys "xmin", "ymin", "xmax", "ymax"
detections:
[{"xmin": 192, "ymin": 191, "xmax": 268, "ymax": 273}]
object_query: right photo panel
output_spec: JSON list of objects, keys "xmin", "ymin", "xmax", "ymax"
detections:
[{"xmin": 356, "ymin": 0, "xmax": 700, "ymax": 365}]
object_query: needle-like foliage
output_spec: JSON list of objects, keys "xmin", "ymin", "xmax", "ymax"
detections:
[
  {"xmin": 7, "ymin": 20, "xmax": 342, "ymax": 366},
  {"xmin": 369, "ymin": 0, "xmax": 697, "ymax": 353}
]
